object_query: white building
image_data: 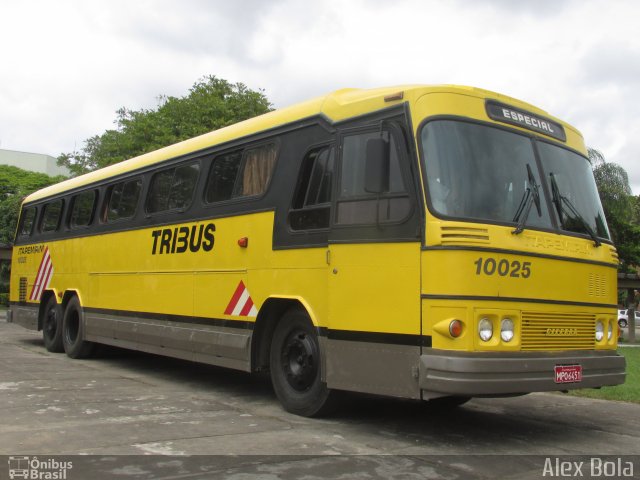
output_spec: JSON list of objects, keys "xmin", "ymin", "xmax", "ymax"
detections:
[{"xmin": 0, "ymin": 148, "xmax": 70, "ymax": 177}]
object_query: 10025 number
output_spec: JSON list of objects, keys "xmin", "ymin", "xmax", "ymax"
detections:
[{"xmin": 474, "ymin": 257, "xmax": 531, "ymax": 278}]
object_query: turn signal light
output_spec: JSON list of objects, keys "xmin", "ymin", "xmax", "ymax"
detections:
[
  {"xmin": 238, "ymin": 237, "xmax": 249, "ymax": 248},
  {"xmin": 449, "ymin": 319, "xmax": 463, "ymax": 338}
]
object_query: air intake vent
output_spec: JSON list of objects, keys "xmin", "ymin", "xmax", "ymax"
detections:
[
  {"xmin": 609, "ymin": 247, "xmax": 619, "ymax": 263},
  {"xmin": 19, "ymin": 277, "xmax": 27, "ymax": 302},
  {"xmin": 440, "ymin": 226, "xmax": 490, "ymax": 245},
  {"xmin": 588, "ymin": 273, "xmax": 608, "ymax": 298}
]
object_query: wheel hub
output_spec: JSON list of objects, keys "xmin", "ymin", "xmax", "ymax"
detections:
[{"xmin": 282, "ymin": 331, "xmax": 318, "ymax": 392}]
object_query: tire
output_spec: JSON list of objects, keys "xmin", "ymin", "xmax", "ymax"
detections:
[
  {"xmin": 618, "ymin": 319, "xmax": 628, "ymax": 328},
  {"xmin": 269, "ymin": 308, "xmax": 339, "ymax": 417},
  {"xmin": 42, "ymin": 296, "xmax": 64, "ymax": 352},
  {"xmin": 62, "ymin": 296, "xmax": 95, "ymax": 359}
]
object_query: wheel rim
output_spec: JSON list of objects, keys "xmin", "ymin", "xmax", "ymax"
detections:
[
  {"xmin": 44, "ymin": 307, "xmax": 58, "ymax": 340},
  {"xmin": 281, "ymin": 329, "xmax": 318, "ymax": 392}
]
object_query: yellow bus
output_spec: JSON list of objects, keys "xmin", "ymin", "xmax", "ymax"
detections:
[{"xmin": 8, "ymin": 85, "xmax": 625, "ymax": 416}]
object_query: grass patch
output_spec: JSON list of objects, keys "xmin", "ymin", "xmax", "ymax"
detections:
[{"xmin": 567, "ymin": 347, "xmax": 640, "ymax": 403}]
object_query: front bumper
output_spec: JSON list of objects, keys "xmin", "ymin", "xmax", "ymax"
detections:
[{"xmin": 420, "ymin": 349, "xmax": 626, "ymax": 398}]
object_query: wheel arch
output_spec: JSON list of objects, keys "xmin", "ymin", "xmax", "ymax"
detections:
[
  {"xmin": 61, "ymin": 289, "xmax": 82, "ymax": 309},
  {"xmin": 251, "ymin": 296, "xmax": 322, "ymax": 374}
]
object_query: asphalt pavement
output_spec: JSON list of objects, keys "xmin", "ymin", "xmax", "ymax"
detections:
[{"xmin": 1, "ymin": 314, "xmax": 639, "ymax": 479}]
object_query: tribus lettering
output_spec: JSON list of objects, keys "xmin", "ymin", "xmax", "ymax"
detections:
[{"xmin": 151, "ymin": 223, "xmax": 215, "ymax": 254}]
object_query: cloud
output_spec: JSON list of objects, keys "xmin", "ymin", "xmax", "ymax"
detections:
[
  {"xmin": 1, "ymin": 0, "xmax": 640, "ymax": 194},
  {"xmin": 580, "ymin": 41, "xmax": 640, "ymax": 90}
]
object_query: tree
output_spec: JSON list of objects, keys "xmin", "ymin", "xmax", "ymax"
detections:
[
  {"xmin": 58, "ymin": 75, "xmax": 272, "ymax": 175},
  {"xmin": 0, "ymin": 165, "xmax": 65, "ymax": 245},
  {"xmin": 589, "ymin": 148, "xmax": 640, "ymax": 270}
]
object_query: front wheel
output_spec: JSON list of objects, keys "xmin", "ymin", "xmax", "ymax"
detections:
[
  {"xmin": 618, "ymin": 319, "xmax": 628, "ymax": 328},
  {"xmin": 42, "ymin": 296, "xmax": 64, "ymax": 352},
  {"xmin": 62, "ymin": 296, "xmax": 95, "ymax": 359},
  {"xmin": 269, "ymin": 308, "xmax": 339, "ymax": 417}
]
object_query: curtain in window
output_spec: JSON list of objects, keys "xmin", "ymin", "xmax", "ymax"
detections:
[{"xmin": 242, "ymin": 144, "xmax": 277, "ymax": 196}]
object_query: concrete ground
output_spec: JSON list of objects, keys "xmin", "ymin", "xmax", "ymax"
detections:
[{"xmin": 1, "ymin": 314, "xmax": 639, "ymax": 479}]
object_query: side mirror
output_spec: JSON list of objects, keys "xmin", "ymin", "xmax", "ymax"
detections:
[{"xmin": 364, "ymin": 137, "xmax": 390, "ymax": 194}]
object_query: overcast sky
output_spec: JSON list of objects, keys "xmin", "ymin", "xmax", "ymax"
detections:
[{"xmin": 1, "ymin": 0, "xmax": 639, "ymax": 192}]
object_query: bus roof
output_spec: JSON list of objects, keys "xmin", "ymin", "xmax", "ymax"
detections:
[{"xmin": 24, "ymin": 84, "xmax": 578, "ymax": 204}]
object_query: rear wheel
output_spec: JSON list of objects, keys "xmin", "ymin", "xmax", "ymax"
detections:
[
  {"xmin": 619, "ymin": 318, "xmax": 628, "ymax": 328},
  {"xmin": 269, "ymin": 308, "xmax": 338, "ymax": 417},
  {"xmin": 62, "ymin": 296, "xmax": 95, "ymax": 359},
  {"xmin": 42, "ymin": 296, "xmax": 64, "ymax": 352}
]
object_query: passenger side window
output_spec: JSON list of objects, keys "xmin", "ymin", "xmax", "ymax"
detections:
[
  {"xmin": 205, "ymin": 151, "xmax": 242, "ymax": 203},
  {"xmin": 41, "ymin": 200, "xmax": 64, "ymax": 232},
  {"xmin": 18, "ymin": 207, "xmax": 37, "ymax": 237},
  {"xmin": 147, "ymin": 162, "xmax": 200, "ymax": 214},
  {"xmin": 289, "ymin": 146, "xmax": 335, "ymax": 230},
  {"xmin": 336, "ymin": 130, "xmax": 411, "ymax": 225},
  {"xmin": 104, "ymin": 178, "xmax": 142, "ymax": 222},
  {"xmin": 236, "ymin": 143, "xmax": 278, "ymax": 197},
  {"xmin": 70, "ymin": 190, "xmax": 97, "ymax": 228},
  {"xmin": 205, "ymin": 143, "xmax": 278, "ymax": 203}
]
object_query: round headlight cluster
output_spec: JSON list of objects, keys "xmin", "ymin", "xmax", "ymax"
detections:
[
  {"xmin": 478, "ymin": 318, "xmax": 493, "ymax": 342},
  {"xmin": 595, "ymin": 320, "xmax": 604, "ymax": 342},
  {"xmin": 501, "ymin": 318, "xmax": 515, "ymax": 342}
]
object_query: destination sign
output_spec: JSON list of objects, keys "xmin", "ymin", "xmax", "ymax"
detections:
[{"xmin": 485, "ymin": 100, "xmax": 567, "ymax": 142}]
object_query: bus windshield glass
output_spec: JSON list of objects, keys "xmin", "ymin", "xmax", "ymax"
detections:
[
  {"xmin": 422, "ymin": 120, "xmax": 553, "ymax": 230},
  {"xmin": 421, "ymin": 120, "xmax": 610, "ymax": 240},
  {"xmin": 537, "ymin": 141, "xmax": 610, "ymax": 240}
]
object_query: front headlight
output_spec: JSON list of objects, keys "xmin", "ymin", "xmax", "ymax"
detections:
[
  {"xmin": 607, "ymin": 321, "xmax": 613, "ymax": 341},
  {"xmin": 478, "ymin": 318, "xmax": 493, "ymax": 342},
  {"xmin": 595, "ymin": 320, "xmax": 604, "ymax": 342},
  {"xmin": 501, "ymin": 318, "xmax": 515, "ymax": 342}
]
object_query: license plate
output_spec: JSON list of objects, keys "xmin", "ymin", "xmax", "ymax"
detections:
[{"xmin": 554, "ymin": 365, "xmax": 583, "ymax": 384}]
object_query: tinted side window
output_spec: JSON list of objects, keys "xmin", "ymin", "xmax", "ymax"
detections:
[
  {"xmin": 205, "ymin": 151, "xmax": 243, "ymax": 203},
  {"xmin": 147, "ymin": 162, "xmax": 200, "ymax": 214},
  {"xmin": 41, "ymin": 200, "xmax": 63, "ymax": 232},
  {"xmin": 18, "ymin": 207, "xmax": 37, "ymax": 237},
  {"xmin": 70, "ymin": 190, "xmax": 97, "ymax": 228},
  {"xmin": 289, "ymin": 146, "xmax": 335, "ymax": 230},
  {"xmin": 336, "ymin": 130, "xmax": 411, "ymax": 225},
  {"xmin": 205, "ymin": 143, "xmax": 278, "ymax": 204},
  {"xmin": 105, "ymin": 178, "xmax": 142, "ymax": 222}
]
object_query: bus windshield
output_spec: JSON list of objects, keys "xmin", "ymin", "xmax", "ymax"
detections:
[
  {"xmin": 421, "ymin": 120, "xmax": 610, "ymax": 240},
  {"xmin": 537, "ymin": 141, "xmax": 610, "ymax": 240}
]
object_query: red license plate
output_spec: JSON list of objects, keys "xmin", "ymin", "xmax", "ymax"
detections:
[{"xmin": 554, "ymin": 365, "xmax": 583, "ymax": 384}]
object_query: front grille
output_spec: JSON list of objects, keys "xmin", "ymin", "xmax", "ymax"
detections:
[{"xmin": 521, "ymin": 311, "xmax": 595, "ymax": 351}]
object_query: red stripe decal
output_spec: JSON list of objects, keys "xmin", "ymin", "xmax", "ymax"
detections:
[
  {"xmin": 224, "ymin": 281, "xmax": 246, "ymax": 315},
  {"xmin": 239, "ymin": 297, "xmax": 254, "ymax": 317},
  {"xmin": 30, "ymin": 247, "xmax": 49, "ymax": 301}
]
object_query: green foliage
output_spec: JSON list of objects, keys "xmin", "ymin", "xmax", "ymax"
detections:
[
  {"xmin": 568, "ymin": 347, "xmax": 640, "ymax": 403},
  {"xmin": 589, "ymin": 148, "xmax": 640, "ymax": 270},
  {"xmin": 0, "ymin": 165, "xmax": 65, "ymax": 244},
  {"xmin": 591, "ymin": 150, "xmax": 633, "ymax": 221},
  {"xmin": 58, "ymin": 75, "xmax": 273, "ymax": 175}
]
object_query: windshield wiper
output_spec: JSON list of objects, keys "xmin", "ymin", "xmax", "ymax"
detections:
[
  {"xmin": 549, "ymin": 173, "xmax": 601, "ymax": 247},
  {"xmin": 512, "ymin": 164, "xmax": 542, "ymax": 235}
]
